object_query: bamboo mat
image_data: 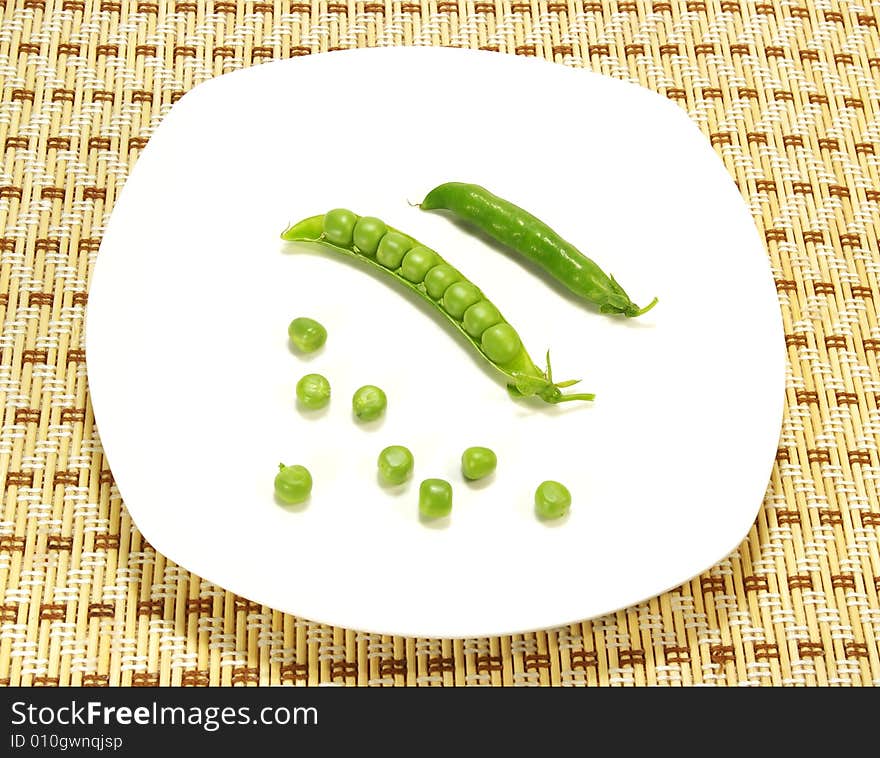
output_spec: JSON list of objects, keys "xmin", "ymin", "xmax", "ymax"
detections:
[{"xmin": 0, "ymin": 0, "xmax": 878, "ymax": 687}]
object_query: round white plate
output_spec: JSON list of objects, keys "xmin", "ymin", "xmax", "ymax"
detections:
[{"xmin": 85, "ymin": 47, "xmax": 785, "ymax": 638}]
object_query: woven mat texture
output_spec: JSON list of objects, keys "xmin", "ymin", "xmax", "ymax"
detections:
[{"xmin": 1, "ymin": 0, "xmax": 878, "ymax": 687}]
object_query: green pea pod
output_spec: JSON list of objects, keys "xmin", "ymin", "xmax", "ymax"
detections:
[
  {"xmin": 418, "ymin": 182, "xmax": 657, "ymax": 318},
  {"xmin": 281, "ymin": 210, "xmax": 594, "ymax": 406}
]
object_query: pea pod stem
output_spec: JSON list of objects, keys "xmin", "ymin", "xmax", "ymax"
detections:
[
  {"xmin": 631, "ymin": 298, "xmax": 659, "ymax": 316},
  {"xmin": 419, "ymin": 182, "xmax": 657, "ymax": 319},
  {"xmin": 281, "ymin": 212, "xmax": 594, "ymax": 406}
]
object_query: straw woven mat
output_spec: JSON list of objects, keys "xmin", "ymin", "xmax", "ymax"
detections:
[{"xmin": 0, "ymin": 0, "xmax": 878, "ymax": 688}]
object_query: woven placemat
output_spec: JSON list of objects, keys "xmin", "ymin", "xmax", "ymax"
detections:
[{"xmin": 0, "ymin": 0, "xmax": 878, "ymax": 687}]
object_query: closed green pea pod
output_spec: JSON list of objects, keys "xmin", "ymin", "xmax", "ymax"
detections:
[
  {"xmin": 463, "ymin": 300, "xmax": 503, "ymax": 339},
  {"xmin": 323, "ymin": 208, "xmax": 358, "ymax": 248},
  {"xmin": 400, "ymin": 246, "xmax": 439, "ymax": 283},
  {"xmin": 424, "ymin": 264, "xmax": 461, "ymax": 300},
  {"xmin": 419, "ymin": 182, "xmax": 658, "ymax": 318},
  {"xmin": 442, "ymin": 281, "xmax": 481, "ymax": 319},
  {"xmin": 281, "ymin": 211, "xmax": 595, "ymax": 405},
  {"xmin": 376, "ymin": 231, "xmax": 411, "ymax": 269},
  {"xmin": 353, "ymin": 216, "xmax": 387, "ymax": 256}
]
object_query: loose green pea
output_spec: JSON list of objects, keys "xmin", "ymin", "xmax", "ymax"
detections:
[
  {"xmin": 400, "ymin": 246, "xmax": 439, "ymax": 283},
  {"xmin": 463, "ymin": 300, "xmax": 503, "ymax": 339},
  {"xmin": 296, "ymin": 373, "xmax": 331, "ymax": 410},
  {"xmin": 442, "ymin": 281, "xmax": 481, "ymax": 319},
  {"xmin": 353, "ymin": 216, "xmax": 387, "ymax": 256},
  {"xmin": 376, "ymin": 231, "xmax": 412, "ymax": 269},
  {"xmin": 288, "ymin": 316, "xmax": 327, "ymax": 353},
  {"xmin": 424, "ymin": 264, "xmax": 461, "ymax": 300},
  {"xmin": 534, "ymin": 480, "xmax": 571, "ymax": 520},
  {"xmin": 323, "ymin": 208, "xmax": 357, "ymax": 247},
  {"xmin": 419, "ymin": 478, "xmax": 452, "ymax": 519},
  {"xmin": 274, "ymin": 463, "xmax": 312, "ymax": 505},
  {"xmin": 377, "ymin": 445, "xmax": 414, "ymax": 486},
  {"xmin": 461, "ymin": 446, "xmax": 497, "ymax": 481},
  {"xmin": 352, "ymin": 384, "xmax": 387, "ymax": 422},
  {"xmin": 481, "ymin": 323, "xmax": 522, "ymax": 365}
]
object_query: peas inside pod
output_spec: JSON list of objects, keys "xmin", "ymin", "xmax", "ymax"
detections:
[
  {"xmin": 288, "ymin": 316, "xmax": 327, "ymax": 353},
  {"xmin": 352, "ymin": 384, "xmax": 387, "ymax": 422},
  {"xmin": 275, "ymin": 463, "xmax": 313, "ymax": 505},
  {"xmin": 296, "ymin": 373, "xmax": 331, "ymax": 410},
  {"xmin": 461, "ymin": 446, "xmax": 497, "ymax": 481},
  {"xmin": 281, "ymin": 210, "xmax": 595, "ymax": 405}
]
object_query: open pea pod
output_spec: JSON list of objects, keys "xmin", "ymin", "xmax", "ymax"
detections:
[{"xmin": 281, "ymin": 209, "xmax": 594, "ymax": 406}]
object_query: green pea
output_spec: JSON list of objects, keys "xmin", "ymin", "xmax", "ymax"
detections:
[
  {"xmin": 376, "ymin": 231, "xmax": 412, "ymax": 269},
  {"xmin": 442, "ymin": 281, "xmax": 481, "ymax": 319},
  {"xmin": 534, "ymin": 480, "xmax": 571, "ymax": 520},
  {"xmin": 296, "ymin": 373, "xmax": 331, "ymax": 410},
  {"xmin": 419, "ymin": 478, "xmax": 452, "ymax": 519},
  {"xmin": 323, "ymin": 208, "xmax": 357, "ymax": 247},
  {"xmin": 400, "ymin": 246, "xmax": 439, "ymax": 283},
  {"xmin": 274, "ymin": 463, "xmax": 312, "ymax": 505},
  {"xmin": 424, "ymin": 264, "xmax": 461, "ymax": 300},
  {"xmin": 461, "ymin": 446, "xmax": 497, "ymax": 481},
  {"xmin": 353, "ymin": 216, "xmax": 387, "ymax": 256},
  {"xmin": 288, "ymin": 316, "xmax": 327, "ymax": 353},
  {"xmin": 352, "ymin": 384, "xmax": 387, "ymax": 422},
  {"xmin": 481, "ymin": 323, "xmax": 522, "ymax": 365},
  {"xmin": 377, "ymin": 445, "xmax": 414, "ymax": 486},
  {"xmin": 463, "ymin": 300, "xmax": 503, "ymax": 339}
]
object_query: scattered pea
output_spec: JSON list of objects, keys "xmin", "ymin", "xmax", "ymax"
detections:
[
  {"xmin": 274, "ymin": 463, "xmax": 312, "ymax": 505},
  {"xmin": 288, "ymin": 317, "xmax": 327, "ymax": 354},
  {"xmin": 461, "ymin": 446, "xmax": 497, "ymax": 481},
  {"xmin": 352, "ymin": 384, "xmax": 387, "ymax": 422},
  {"xmin": 296, "ymin": 373, "xmax": 331, "ymax": 410},
  {"xmin": 377, "ymin": 445, "xmax": 414, "ymax": 486},
  {"xmin": 419, "ymin": 478, "xmax": 452, "ymax": 519},
  {"xmin": 534, "ymin": 480, "xmax": 571, "ymax": 520}
]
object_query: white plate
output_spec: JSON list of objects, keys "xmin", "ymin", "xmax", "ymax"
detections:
[{"xmin": 85, "ymin": 47, "xmax": 785, "ymax": 638}]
